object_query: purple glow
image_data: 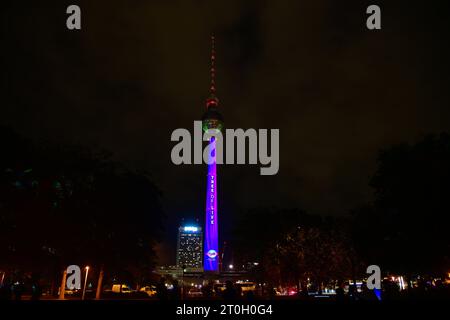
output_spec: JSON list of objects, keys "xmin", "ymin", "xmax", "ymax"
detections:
[{"xmin": 204, "ymin": 137, "xmax": 219, "ymax": 272}]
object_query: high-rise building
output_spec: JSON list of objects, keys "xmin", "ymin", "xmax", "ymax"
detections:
[
  {"xmin": 202, "ymin": 36, "xmax": 223, "ymax": 273},
  {"xmin": 176, "ymin": 225, "xmax": 203, "ymax": 270}
]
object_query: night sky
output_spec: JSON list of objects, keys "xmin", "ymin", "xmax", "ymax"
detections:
[{"xmin": 3, "ymin": 1, "xmax": 450, "ymax": 264}]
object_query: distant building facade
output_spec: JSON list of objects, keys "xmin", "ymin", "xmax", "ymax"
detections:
[{"xmin": 176, "ymin": 226, "xmax": 203, "ymax": 271}]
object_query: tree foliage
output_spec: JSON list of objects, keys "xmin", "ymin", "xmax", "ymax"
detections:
[
  {"xmin": 0, "ymin": 126, "xmax": 165, "ymax": 284},
  {"xmin": 234, "ymin": 208, "xmax": 358, "ymax": 288},
  {"xmin": 355, "ymin": 133, "xmax": 450, "ymax": 274}
]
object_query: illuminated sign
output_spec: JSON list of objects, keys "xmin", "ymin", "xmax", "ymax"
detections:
[
  {"xmin": 184, "ymin": 226, "xmax": 198, "ymax": 232},
  {"xmin": 206, "ymin": 249, "xmax": 218, "ymax": 259}
]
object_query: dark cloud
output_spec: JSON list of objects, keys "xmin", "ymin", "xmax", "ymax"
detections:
[{"xmin": 3, "ymin": 1, "xmax": 450, "ymax": 263}]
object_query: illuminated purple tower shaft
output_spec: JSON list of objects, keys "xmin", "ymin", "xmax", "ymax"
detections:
[
  {"xmin": 204, "ymin": 137, "xmax": 219, "ymax": 271},
  {"xmin": 202, "ymin": 36, "xmax": 223, "ymax": 272}
]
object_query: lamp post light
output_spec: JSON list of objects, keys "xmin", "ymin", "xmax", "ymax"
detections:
[
  {"xmin": 82, "ymin": 266, "xmax": 89, "ymax": 300},
  {"xmin": 181, "ymin": 264, "xmax": 186, "ymax": 300}
]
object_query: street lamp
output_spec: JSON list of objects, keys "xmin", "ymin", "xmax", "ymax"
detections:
[
  {"xmin": 82, "ymin": 266, "xmax": 89, "ymax": 300},
  {"xmin": 181, "ymin": 265, "xmax": 186, "ymax": 300}
]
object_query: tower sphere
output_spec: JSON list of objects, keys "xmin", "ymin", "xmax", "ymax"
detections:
[{"xmin": 202, "ymin": 98, "xmax": 223, "ymax": 133}]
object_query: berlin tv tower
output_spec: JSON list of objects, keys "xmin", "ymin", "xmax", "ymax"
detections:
[{"xmin": 202, "ymin": 35, "xmax": 223, "ymax": 273}]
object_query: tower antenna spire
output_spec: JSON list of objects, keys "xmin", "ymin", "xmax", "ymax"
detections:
[
  {"xmin": 207, "ymin": 35, "xmax": 219, "ymax": 107},
  {"xmin": 210, "ymin": 35, "xmax": 216, "ymax": 95}
]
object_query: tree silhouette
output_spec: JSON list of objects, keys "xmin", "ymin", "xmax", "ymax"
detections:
[
  {"xmin": 356, "ymin": 133, "xmax": 450, "ymax": 275},
  {"xmin": 267, "ymin": 226, "xmax": 356, "ymax": 291},
  {"xmin": 234, "ymin": 208, "xmax": 358, "ymax": 290}
]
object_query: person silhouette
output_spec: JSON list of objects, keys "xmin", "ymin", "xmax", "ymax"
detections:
[
  {"xmin": 171, "ymin": 280, "xmax": 181, "ymax": 300},
  {"xmin": 222, "ymin": 281, "xmax": 237, "ymax": 300},
  {"xmin": 156, "ymin": 277, "xmax": 168, "ymax": 300},
  {"xmin": 201, "ymin": 281, "xmax": 213, "ymax": 299},
  {"xmin": 12, "ymin": 281, "xmax": 24, "ymax": 300},
  {"xmin": 0, "ymin": 280, "xmax": 12, "ymax": 300}
]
